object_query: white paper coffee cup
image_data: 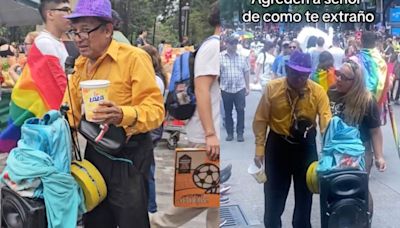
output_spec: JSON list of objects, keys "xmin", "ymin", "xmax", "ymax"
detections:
[{"xmin": 248, "ymin": 162, "xmax": 267, "ymax": 184}]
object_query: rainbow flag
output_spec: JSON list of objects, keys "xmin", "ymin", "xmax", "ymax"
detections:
[
  {"xmin": 0, "ymin": 44, "xmax": 67, "ymax": 152},
  {"xmin": 311, "ymin": 67, "xmax": 336, "ymax": 92},
  {"xmin": 353, "ymin": 49, "xmax": 388, "ymax": 105}
]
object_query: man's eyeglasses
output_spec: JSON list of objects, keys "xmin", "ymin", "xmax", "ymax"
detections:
[
  {"xmin": 289, "ymin": 46, "xmax": 297, "ymax": 49},
  {"xmin": 69, "ymin": 24, "xmax": 105, "ymax": 40},
  {"xmin": 335, "ymin": 71, "xmax": 354, "ymax": 81},
  {"xmin": 50, "ymin": 7, "xmax": 72, "ymax": 14}
]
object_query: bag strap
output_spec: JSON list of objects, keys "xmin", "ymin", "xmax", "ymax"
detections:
[
  {"xmin": 179, "ymin": 54, "xmax": 183, "ymax": 81},
  {"xmin": 95, "ymin": 149, "xmax": 133, "ymax": 165},
  {"xmin": 60, "ymin": 104, "xmax": 82, "ymax": 161},
  {"xmin": 190, "ymin": 35, "xmax": 220, "ymax": 90},
  {"xmin": 63, "ymin": 56, "xmax": 83, "ymax": 161},
  {"xmin": 286, "ymin": 90, "xmax": 300, "ymax": 125}
]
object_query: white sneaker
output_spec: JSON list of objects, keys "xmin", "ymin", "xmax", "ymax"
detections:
[
  {"xmin": 220, "ymin": 195, "xmax": 230, "ymax": 205},
  {"xmin": 220, "ymin": 184, "xmax": 231, "ymax": 195},
  {"xmin": 219, "ymin": 219, "xmax": 227, "ymax": 227}
]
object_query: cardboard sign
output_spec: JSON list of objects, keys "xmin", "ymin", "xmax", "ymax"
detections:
[{"xmin": 174, "ymin": 148, "xmax": 220, "ymax": 208}]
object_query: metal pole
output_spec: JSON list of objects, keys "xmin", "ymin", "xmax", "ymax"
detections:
[
  {"xmin": 186, "ymin": 6, "xmax": 190, "ymax": 37},
  {"xmin": 178, "ymin": 0, "xmax": 183, "ymax": 43},
  {"xmin": 152, "ymin": 17, "xmax": 157, "ymax": 45},
  {"xmin": 182, "ymin": 3, "xmax": 190, "ymax": 37},
  {"xmin": 380, "ymin": 0, "xmax": 384, "ymax": 25}
]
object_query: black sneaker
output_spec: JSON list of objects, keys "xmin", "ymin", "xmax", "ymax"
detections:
[
  {"xmin": 225, "ymin": 135, "xmax": 233, "ymax": 141},
  {"xmin": 237, "ymin": 134, "xmax": 244, "ymax": 142}
]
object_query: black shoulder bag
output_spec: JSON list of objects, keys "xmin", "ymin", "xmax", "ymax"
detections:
[
  {"xmin": 78, "ymin": 117, "xmax": 126, "ymax": 155},
  {"xmin": 287, "ymin": 90, "xmax": 316, "ymax": 142}
]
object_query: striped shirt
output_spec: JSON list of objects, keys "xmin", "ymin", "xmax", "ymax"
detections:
[{"xmin": 220, "ymin": 50, "xmax": 250, "ymax": 93}]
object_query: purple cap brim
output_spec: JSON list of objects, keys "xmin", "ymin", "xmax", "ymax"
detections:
[
  {"xmin": 65, "ymin": 13, "xmax": 112, "ymax": 21},
  {"xmin": 286, "ymin": 62, "xmax": 312, "ymax": 73}
]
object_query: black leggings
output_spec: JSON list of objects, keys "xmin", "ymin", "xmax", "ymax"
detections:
[{"xmin": 263, "ymin": 131, "xmax": 318, "ymax": 228}]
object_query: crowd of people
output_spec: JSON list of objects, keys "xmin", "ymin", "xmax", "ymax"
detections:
[
  {"xmin": 0, "ymin": 0, "xmax": 398, "ymax": 227},
  {"xmin": 0, "ymin": 0, "xmax": 222, "ymax": 227},
  {"xmin": 218, "ymin": 25, "xmax": 393, "ymax": 227}
]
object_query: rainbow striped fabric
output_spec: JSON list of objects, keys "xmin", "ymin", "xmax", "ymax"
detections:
[
  {"xmin": 0, "ymin": 44, "xmax": 67, "ymax": 152},
  {"xmin": 353, "ymin": 48, "xmax": 388, "ymax": 104},
  {"xmin": 311, "ymin": 67, "xmax": 336, "ymax": 92}
]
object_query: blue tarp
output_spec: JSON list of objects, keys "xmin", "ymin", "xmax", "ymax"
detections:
[
  {"xmin": 317, "ymin": 116, "xmax": 366, "ymax": 172},
  {"xmin": 1, "ymin": 111, "xmax": 85, "ymax": 228}
]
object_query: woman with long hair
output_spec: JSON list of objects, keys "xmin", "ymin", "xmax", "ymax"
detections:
[
  {"xmin": 141, "ymin": 44, "xmax": 167, "ymax": 91},
  {"xmin": 254, "ymin": 41, "xmax": 275, "ymax": 89},
  {"xmin": 140, "ymin": 44, "xmax": 167, "ymax": 214},
  {"xmin": 328, "ymin": 59, "xmax": 386, "ymax": 223}
]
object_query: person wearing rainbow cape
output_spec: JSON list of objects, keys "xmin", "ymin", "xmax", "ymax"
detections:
[
  {"xmin": 350, "ymin": 31, "xmax": 389, "ymax": 107},
  {"xmin": 310, "ymin": 51, "xmax": 336, "ymax": 92},
  {"xmin": 0, "ymin": 0, "xmax": 72, "ymax": 153}
]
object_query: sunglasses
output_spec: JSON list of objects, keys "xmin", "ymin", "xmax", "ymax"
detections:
[
  {"xmin": 289, "ymin": 46, "xmax": 297, "ymax": 49},
  {"xmin": 335, "ymin": 70, "xmax": 354, "ymax": 81}
]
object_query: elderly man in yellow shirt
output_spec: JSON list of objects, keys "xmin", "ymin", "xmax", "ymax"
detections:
[
  {"xmin": 253, "ymin": 50, "xmax": 332, "ymax": 228},
  {"xmin": 63, "ymin": 0, "xmax": 164, "ymax": 227}
]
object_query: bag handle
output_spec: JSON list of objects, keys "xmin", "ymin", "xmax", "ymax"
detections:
[
  {"xmin": 63, "ymin": 56, "xmax": 82, "ymax": 161},
  {"xmin": 179, "ymin": 54, "xmax": 183, "ymax": 82}
]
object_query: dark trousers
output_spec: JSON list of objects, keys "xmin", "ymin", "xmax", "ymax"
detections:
[
  {"xmin": 221, "ymin": 88, "xmax": 246, "ymax": 136},
  {"xmin": 391, "ymin": 79, "xmax": 400, "ymax": 101},
  {"xmin": 83, "ymin": 133, "xmax": 153, "ymax": 228},
  {"xmin": 264, "ymin": 131, "xmax": 318, "ymax": 228},
  {"xmin": 147, "ymin": 156, "xmax": 157, "ymax": 213}
]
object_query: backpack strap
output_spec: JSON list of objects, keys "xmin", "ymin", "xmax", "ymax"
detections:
[
  {"xmin": 190, "ymin": 35, "xmax": 220, "ymax": 90},
  {"xmin": 180, "ymin": 54, "xmax": 183, "ymax": 82}
]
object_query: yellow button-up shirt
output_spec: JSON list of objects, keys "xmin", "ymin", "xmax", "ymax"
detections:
[
  {"xmin": 253, "ymin": 78, "xmax": 332, "ymax": 156},
  {"xmin": 64, "ymin": 40, "xmax": 164, "ymax": 136}
]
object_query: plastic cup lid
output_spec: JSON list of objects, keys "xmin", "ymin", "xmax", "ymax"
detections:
[{"xmin": 80, "ymin": 80, "xmax": 110, "ymax": 89}]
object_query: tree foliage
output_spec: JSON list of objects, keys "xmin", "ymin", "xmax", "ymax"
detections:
[
  {"xmin": 0, "ymin": 0, "xmax": 213, "ymax": 46},
  {"xmin": 111, "ymin": 0, "xmax": 214, "ymax": 47}
]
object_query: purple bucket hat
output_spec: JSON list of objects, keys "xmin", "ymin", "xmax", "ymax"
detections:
[
  {"xmin": 65, "ymin": 0, "xmax": 112, "ymax": 21},
  {"xmin": 286, "ymin": 50, "xmax": 312, "ymax": 73}
]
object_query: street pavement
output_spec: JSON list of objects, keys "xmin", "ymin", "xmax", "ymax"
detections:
[{"xmin": 219, "ymin": 90, "xmax": 400, "ymax": 228}]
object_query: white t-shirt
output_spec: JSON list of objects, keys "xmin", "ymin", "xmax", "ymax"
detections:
[
  {"xmin": 186, "ymin": 35, "xmax": 220, "ymax": 144},
  {"xmin": 155, "ymin": 75, "xmax": 165, "ymax": 95},
  {"xmin": 328, "ymin": 46, "xmax": 345, "ymax": 70},
  {"xmin": 256, "ymin": 52, "xmax": 275, "ymax": 83},
  {"xmin": 35, "ymin": 31, "xmax": 69, "ymax": 70}
]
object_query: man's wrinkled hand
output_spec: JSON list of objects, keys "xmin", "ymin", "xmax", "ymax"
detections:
[
  {"xmin": 92, "ymin": 101, "xmax": 123, "ymax": 125},
  {"xmin": 254, "ymin": 155, "xmax": 264, "ymax": 168}
]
